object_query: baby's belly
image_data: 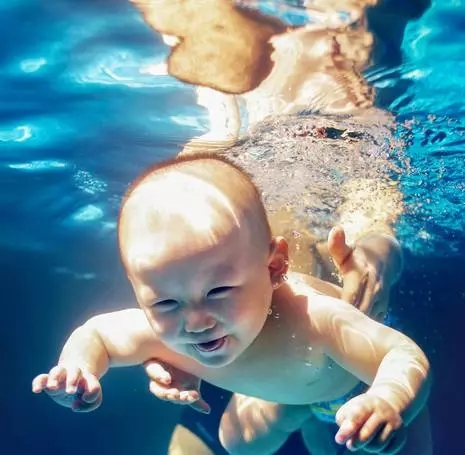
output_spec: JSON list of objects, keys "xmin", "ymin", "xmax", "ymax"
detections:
[{"xmin": 205, "ymin": 358, "xmax": 362, "ymax": 406}]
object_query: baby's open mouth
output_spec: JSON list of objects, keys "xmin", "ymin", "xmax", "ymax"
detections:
[{"xmin": 193, "ymin": 336, "xmax": 227, "ymax": 352}]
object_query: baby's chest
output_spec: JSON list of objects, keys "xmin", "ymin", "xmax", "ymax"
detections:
[{"xmin": 205, "ymin": 347, "xmax": 332, "ymax": 404}]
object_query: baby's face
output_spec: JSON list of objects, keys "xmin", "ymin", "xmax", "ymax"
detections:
[{"xmin": 125, "ymin": 222, "xmax": 274, "ymax": 368}]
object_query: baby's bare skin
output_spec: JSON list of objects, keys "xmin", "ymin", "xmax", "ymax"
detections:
[
  {"xmin": 33, "ymin": 157, "xmax": 431, "ymax": 454},
  {"xmin": 189, "ymin": 276, "xmax": 360, "ymax": 403},
  {"xmin": 40, "ymin": 272, "xmax": 397, "ymax": 404},
  {"xmin": 32, "ymin": 250, "xmax": 428, "ymax": 454}
]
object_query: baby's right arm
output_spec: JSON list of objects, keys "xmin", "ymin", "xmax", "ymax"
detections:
[{"xmin": 32, "ymin": 309, "xmax": 162, "ymax": 411}]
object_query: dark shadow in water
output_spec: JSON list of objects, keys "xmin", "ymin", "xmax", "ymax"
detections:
[{"xmin": 394, "ymin": 252, "xmax": 465, "ymax": 455}]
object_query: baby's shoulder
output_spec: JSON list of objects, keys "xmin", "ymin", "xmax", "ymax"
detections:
[
  {"xmin": 289, "ymin": 271, "xmax": 342, "ymax": 299},
  {"xmin": 285, "ymin": 275, "xmax": 351, "ymax": 333}
]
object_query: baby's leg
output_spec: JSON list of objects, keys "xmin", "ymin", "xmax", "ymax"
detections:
[
  {"xmin": 219, "ymin": 393, "xmax": 312, "ymax": 455},
  {"xmin": 168, "ymin": 424, "xmax": 215, "ymax": 455}
]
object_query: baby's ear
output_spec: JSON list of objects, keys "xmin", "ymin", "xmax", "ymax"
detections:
[{"xmin": 268, "ymin": 236, "xmax": 289, "ymax": 281}]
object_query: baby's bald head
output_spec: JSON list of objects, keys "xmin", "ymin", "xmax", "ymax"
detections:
[{"xmin": 118, "ymin": 153, "xmax": 272, "ymax": 271}]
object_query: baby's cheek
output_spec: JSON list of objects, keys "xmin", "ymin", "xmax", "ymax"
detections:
[
  {"xmin": 236, "ymin": 298, "xmax": 268, "ymax": 327},
  {"xmin": 146, "ymin": 312, "xmax": 180, "ymax": 339}
]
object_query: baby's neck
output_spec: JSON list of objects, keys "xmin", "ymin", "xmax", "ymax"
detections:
[{"xmin": 230, "ymin": 284, "xmax": 306, "ymax": 365}]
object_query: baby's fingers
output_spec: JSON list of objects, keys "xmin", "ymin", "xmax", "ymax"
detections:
[
  {"xmin": 46, "ymin": 365, "xmax": 68, "ymax": 391},
  {"xmin": 80, "ymin": 373, "xmax": 102, "ymax": 403},
  {"xmin": 65, "ymin": 366, "xmax": 83, "ymax": 394},
  {"xmin": 350, "ymin": 414, "xmax": 403, "ymax": 453},
  {"xmin": 149, "ymin": 380, "xmax": 210, "ymax": 414},
  {"xmin": 149, "ymin": 381, "xmax": 207, "ymax": 411},
  {"xmin": 144, "ymin": 360, "xmax": 172, "ymax": 385},
  {"xmin": 71, "ymin": 375, "xmax": 102, "ymax": 413},
  {"xmin": 335, "ymin": 404, "xmax": 370, "ymax": 445},
  {"xmin": 335, "ymin": 418, "xmax": 361, "ymax": 446},
  {"xmin": 32, "ymin": 374, "xmax": 49, "ymax": 393},
  {"xmin": 361, "ymin": 413, "xmax": 399, "ymax": 445},
  {"xmin": 149, "ymin": 381, "xmax": 184, "ymax": 401}
]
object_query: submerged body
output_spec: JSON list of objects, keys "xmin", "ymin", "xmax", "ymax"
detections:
[
  {"xmin": 88, "ymin": 273, "xmax": 366, "ymax": 406},
  {"xmin": 33, "ymin": 155, "xmax": 431, "ymax": 454}
]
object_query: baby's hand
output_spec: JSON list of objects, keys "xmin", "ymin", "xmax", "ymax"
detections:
[
  {"xmin": 144, "ymin": 359, "xmax": 210, "ymax": 414},
  {"xmin": 335, "ymin": 393, "xmax": 407, "ymax": 453},
  {"xmin": 32, "ymin": 365, "xmax": 102, "ymax": 412}
]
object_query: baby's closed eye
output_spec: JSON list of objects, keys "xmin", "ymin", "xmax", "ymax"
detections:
[
  {"xmin": 207, "ymin": 286, "xmax": 236, "ymax": 298},
  {"xmin": 151, "ymin": 299, "xmax": 179, "ymax": 312}
]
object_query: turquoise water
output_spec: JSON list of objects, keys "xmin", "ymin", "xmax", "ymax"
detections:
[{"xmin": 3, "ymin": 0, "xmax": 464, "ymax": 454}]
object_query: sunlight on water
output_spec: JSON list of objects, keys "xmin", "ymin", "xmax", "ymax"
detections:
[
  {"xmin": 71, "ymin": 204, "xmax": 104, "ymax": 222},
  {"xmin": 0, "ymin": 0, "xmax": 463, "ymax": 260},
  {"xmin": 8, "ymin": 159, "xmax": 68, "ymax": 170},
  {"xmin": 73, "ymin": 170, "xmax": 107, "ymax": 195},
  {"xmin": 0, "ymin": 125, "xmax": 32, "ymax": 142},
  {"xmin": 20, "ymin": 58, "xmax": 48, "ymax": 73},
  {"xmin": 73, "ymin": 51, "xmax": 172, "ymax": 89}
]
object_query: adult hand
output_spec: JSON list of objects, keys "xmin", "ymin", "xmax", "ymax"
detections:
[{"xmin": 327, "ymin": 226, "xmax": 403, "ymax": 318}]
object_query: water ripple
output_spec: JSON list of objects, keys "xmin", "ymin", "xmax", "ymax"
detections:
[{"xmin": 0, "ymin": 0, "xmax": 464, "ymax": 257}]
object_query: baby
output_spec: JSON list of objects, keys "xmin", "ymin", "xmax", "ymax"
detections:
[{"xmin": 32, "ymin": 153, "xmax": 431, "ymax": 454}]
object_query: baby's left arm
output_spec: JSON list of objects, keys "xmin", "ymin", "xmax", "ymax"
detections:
[{"xmin": 312, "ymin": 296, "xmax": 431, "ymax": 449}]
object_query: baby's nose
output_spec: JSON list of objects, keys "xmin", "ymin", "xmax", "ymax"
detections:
[{"xmin": 184, "ymin": 310, "xmax": 216, "ymax": 333}]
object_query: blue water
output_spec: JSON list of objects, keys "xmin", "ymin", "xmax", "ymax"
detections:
[{"xmin": 2, "ymin": 0, "xmax": 464, "ymax": 454}]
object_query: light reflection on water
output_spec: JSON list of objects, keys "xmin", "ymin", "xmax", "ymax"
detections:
[{"xmin": 0, "ymin": 0, "xmax": 463, "ymax": 260}]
